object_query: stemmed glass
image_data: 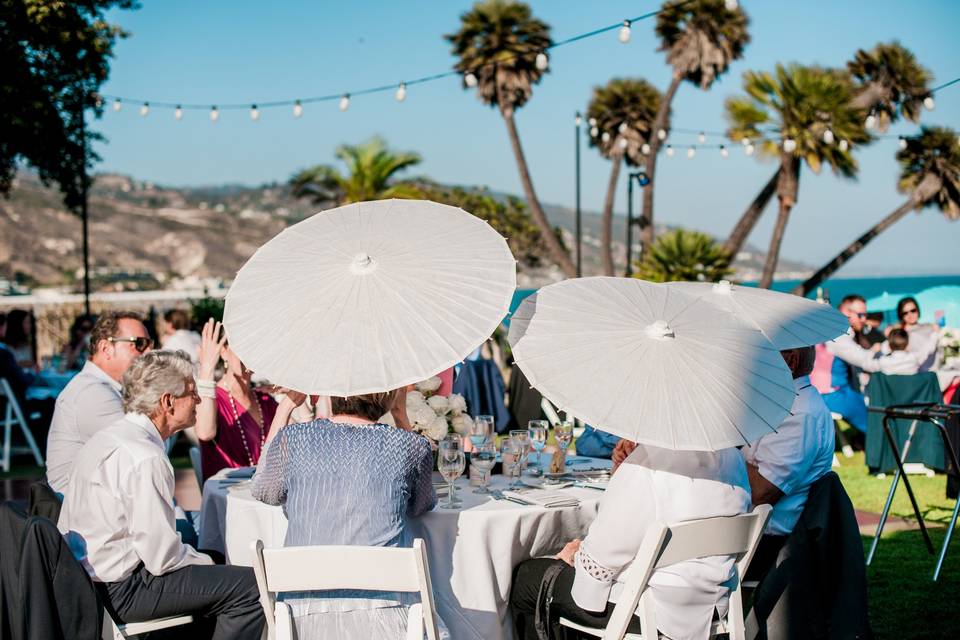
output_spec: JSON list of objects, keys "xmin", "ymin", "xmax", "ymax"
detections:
[
  {"xmin": 470, "ymin": 415, "xmax": 495, "ymax": 448},
  {"xmin": 555, "ymin": 421, "xmax": 574, "ymax": 463},
  {"xmin": 510, "ymin": 429, "xmax": 531, "ymax": 477},
  {"xmin": 471, "ymin": 440, "xmax": 497, "ymax": 494},
  {"xmin": 527, "ymin": 420, "xmax": 548, "ymax": 476},
  {"xmin": 438, "ymin": 435, "xmax": 465, "ymax": 509},
  {"xmin": 501, "ymin": 438, "xmax": 523, "ymax": 489}
]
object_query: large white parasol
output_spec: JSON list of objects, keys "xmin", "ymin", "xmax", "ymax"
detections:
[
  {"xmin": 511, "ymin": 277, "xmax": 796, "ymax": 451},
  {"xmin": 669, "ymin": 280, "xmax": 848, "ymax": 349},
  {"xmin": 223, "ymin": 199, "xmax": 516, "ymax": 395},
  {"xmin": 507, "ymin": 293, "xmax": 537, "ymax": 347}
]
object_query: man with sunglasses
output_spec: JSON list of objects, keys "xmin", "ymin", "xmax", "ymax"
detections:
[
  {"xmin": 822, "ymin": 294, "xmax": 882, "ymax": 434},
  {"xmin": 46, "ymin": 311, "xmax": 153, "ymax": 495}
]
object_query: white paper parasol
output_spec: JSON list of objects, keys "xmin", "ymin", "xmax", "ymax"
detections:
[
  {"xmin": 507, "ymin": 293, "xmax": 537, "ymax": 347},
  {"xmin": 512, "ymin": 277, "xmax": 796, "ymax": 451},
  {"xmin": 223, "ymin": 199, "xmax": 516, "ymax": 395},
  {"xmin": 668, "ymin": 280, "xmax": 848, "ymax": 349}
]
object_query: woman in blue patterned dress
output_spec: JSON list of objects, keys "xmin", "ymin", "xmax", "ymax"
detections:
[{"xmin": 252, "ymin": 388, "xmax": 442, "ymax": 638}]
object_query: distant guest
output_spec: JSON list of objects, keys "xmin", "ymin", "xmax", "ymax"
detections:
[
  {"xmin": 878, "ymin": 328, "xmax": 936, "ymax": 376},
  {"xmin": 160, "ymin": 308, "xmax": 202, "ymax": 362},
  {"xmin": 822, "ymin": 295, "xmax": 882, "ymax": 433},
  {"xmin": 59, "ymin": 314, "xmax": 95, "ymax": 372},
  {"xmin": 892, "ymin": 297, "xmax": 940, "ymax": 372},
  {"xmin": 2, "ymin": 309, "xmax": 35, "ymax": 369}
]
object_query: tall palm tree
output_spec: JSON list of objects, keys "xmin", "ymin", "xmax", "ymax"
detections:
[
  {"xmin": 726, "ymin": 64, "xmax": 871, "ymax": 288},
  {"xmin": 633, "ymin": 228, "xmax": 732, "ymax": 283},
  {"xmin": 446, "ymin": 0, "xmax": 576, "ymax": 276},
  {"xmin": 723, "ymin": 42, "xmax": 932, "ymax": 259},
  {"xmin": 639, "ymin": 0, "xmax": 750, "ymax": 254},
  {"xmin": 849, "ymin": 41, "xmax": 932, "ymax": 131},
  {"xmin": 586, "ymin": 78, "xmax": 662, "ymax": 275},
  {"xmin": 795, "ymin": 127, "xmax": 959, "ymax": 296},
  {"xmin": 289, "ymin": 137, "xmax": 422, "ymax": 205}
]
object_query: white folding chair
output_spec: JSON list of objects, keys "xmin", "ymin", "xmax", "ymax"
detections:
[
  {"xmin": 251, "ymin": 538, "xmax": 441, "ymax": 640},
  {"xmin": 0, "ymin": 378, "xmax": 44, "ymax": 472},
  {"xmin": 101, "ymin": 611, "xmax": 194, "ymax": 639},
  {"xmin": 559, "ymin": 504, "xmax": 772, "ymax": 640}
]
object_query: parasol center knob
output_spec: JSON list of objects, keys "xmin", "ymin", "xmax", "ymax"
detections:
[
  {"xmin": 350, "ymin": 253, "xmax": 378, "ymax": 275},
  {"xmin": 645, "ymin": 320, "xmax": 675, "ymax": 340},
  {"xmin": 714, "ymin": 280, "xmax": 733, "ymax": 295}
]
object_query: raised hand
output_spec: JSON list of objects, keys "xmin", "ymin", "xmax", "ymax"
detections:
[{"xmin": 198, "ymin": 319, "xmax": 226, "ymax": 380}]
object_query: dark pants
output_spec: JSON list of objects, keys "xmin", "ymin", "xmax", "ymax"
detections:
[
  {"xmin": 102, "ymin": 563, "xmax": 264, "ymax": 640},
  {"xmin": 510, "ymin": 558, "xmax": 641, "ymax": 640},
  {"xmin": 745, "ymin": 534, "xmax": 788, "ymax": 583}
]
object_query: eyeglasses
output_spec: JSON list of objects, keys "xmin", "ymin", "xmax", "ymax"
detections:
[
  {"xmin": 108, "ymin": 336, "xmax": 153, "ymax": 353},
  {"xmin": 850, "ymin": 312, "xmax": 867, "ymax": 319}
]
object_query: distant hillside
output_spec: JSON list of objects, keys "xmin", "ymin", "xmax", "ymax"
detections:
[{"xmin": 0, "ymin": 172, "xmax": 811, "ymax": 293}]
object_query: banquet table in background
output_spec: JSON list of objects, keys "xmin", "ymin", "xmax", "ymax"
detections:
[{"xmin": 199, "ymin": 457, "xmax": 611, "ymax": 640}]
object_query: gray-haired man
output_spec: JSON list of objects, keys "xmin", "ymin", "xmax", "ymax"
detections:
[{"xmin": 58, "ymin": 350, "xmax": 264, "ymax": 640}]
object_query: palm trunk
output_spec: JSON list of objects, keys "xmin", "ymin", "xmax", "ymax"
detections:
[
  {"xmin": 722, "ymin": 168, "xmax": 780, "ymax": 257},
  {"xmin": 600, "ymin": 149, "xmax": 624, "ymax": 276},
  {"xmin": 759, "ymin": 156, "xmax": 800, "ymax": 289},
  {"xmin": 639, "ymin": 73, "xmax": 684, "ymax": 255},
  {"xmin": 792, "ymin": 199, "xmax": 916, "ymax": 297},
  {"xmin": 501, "ymin": 110, "xmax": 577, "ymax": 277}
]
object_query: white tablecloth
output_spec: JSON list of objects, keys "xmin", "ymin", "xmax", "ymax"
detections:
[{"xmin": 199, "ymin": 457, "xmax": 610, "ymax": 640}]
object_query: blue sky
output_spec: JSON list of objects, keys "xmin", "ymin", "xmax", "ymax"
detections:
[{"xmin": 95, "ymin": 0, "xmax": 960, "ymax": 275}]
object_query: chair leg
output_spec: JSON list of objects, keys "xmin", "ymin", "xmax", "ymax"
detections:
[{"xmin": 11, "ymin": 400, "xmax": 44, "ymax": 466}]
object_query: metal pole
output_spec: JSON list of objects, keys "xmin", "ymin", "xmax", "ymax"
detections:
[
  {"xmin": 78, "ymin": 101, "xmax": 91, "ymax": 316},
  {"xmin": 625, "ymin": 174, "xmax": 634, "ymax": 277},
  {"xmin": 575, "ymin": 112, "xmax": 582, "ymax": 278}
]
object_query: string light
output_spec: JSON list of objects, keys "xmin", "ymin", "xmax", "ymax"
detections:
[
  {"xmin": 923, "ymin": 96, "xmax": 935, "ymax": 110},
  {"xmin": 698, "ymin": 131, "xmax": 706, "ymax": 144},
  {"xmin": 464, "ymin": 72, "xmax": 478, "ymax": 88},
  {"xmin": 139, "ymin": 102, "xmax": 150, "ymax": 117},
  {"xmin": 601, "ymin": 131, "xmax": 611, "ymax": 143},
  {"xmin": 724, "ymin": 0, "xmax": 739, "ymax": 9},
  {"xmin": 783, "ymin": 138, "xmax": 797, "ymax": 152},
  {"xmin": 94, "ymin": 95, "xmax": 103, "ymax": 108},
  {"xmin": 590, "ymin": 126, "xmax": 599, "ymax": 137},
  {"xmin": 665, "ymin": 145, "xmax": 675, "ymax": 157},
  {"xmin": 865, "ymin": 112, "xmax": 877, "ymax": 129},
  {"xmin": 588, "ymin": 117, "xmax": 597, "ymax": 127},
  {"xmin": 822, "ymin": 129, "xmax": 834, "ymax": 144},
  {"xmin": 293, "ymin": 100, "xmax": 303, "ymax": 118},
  {"xmin": 745, "ymin": 143, "xmax": 755, "ymax": 155},
  {"xmin": 838, "ymin": 139, "xmax": 849, "ymax": 151},
  {"xmin": 720, "ymin": 145, "xmax": 729, "ymax": 157},
  {"xmin": 396, "ymin": 82, "xmax": 407, "ymax": 102},
  {"xmin": 741, "ymin": 137, "xmax": 751, "ymax": 146},
  {"xmin": 112, "ymin": 98, "xmax": 122, "ymax": 112},
  {"xmin": 657, "ymin": 128, "xmax": 668, "ymax": 141},
  {"xmin": 898, "ymin": 136, "xmax": 908, "ymax": 150},
  {"xmin": 618, "ymin": 20, "xmax": 631, "ymax": 43},
  {"xmin": 686, "ymin": 146, "xmax": 696, "ymax": 158},
  {"xmin": 174, "ymin": 105, "xmax": 183, "ymax": 120},
  {"xmin": 339, "ymin": 94, "xmax": 350, "ymax": 112},
  {"xmin": 618, "ymin": 137, "xmax": 628, "ymax": 149},
  {"xmin": 618, "ymin": 122, "xmax": 629, "ymax": 134},
  {"xmin": 641, "ymin": 142, "xmax": 651, "ymax": 155},
  {"xmin": 210, "ymin": 106, "xmax": 219, "ymax": 122},
  {"xmin": 250, "ymin": 105, "xmax": 260, "ymax": 121},
  {"xmin": 535, "ymin": 52, "xmax": 549, "ymax": 71},
  {"xmin": 575, "ymin": 113, "xmax": 582, "ymax": 126}
]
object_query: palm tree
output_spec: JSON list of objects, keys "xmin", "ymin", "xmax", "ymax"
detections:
[
  {"xmin": 633, "ymin": 228, "xmax": 732, "ymax": 283},
  {"xmin": 721, "ymin": 168, "xmax": 780, "ymax": 257},
  {"xmin": 795, "ymin": 127, "xmax": 959, "ymax": 296},
  {"xmin": 446, "ymin": 0, "xmax": 576, "ymax": 276},
  {"xmin": 639, "ymin": 0, "xmax": 750, "ymax": 254},
  {"xmin": 849, "ymin": 41, "xmax": 932, "ymax": 131},
  {"xmin": 726, "ymin": 64, "xmax": 871, "ymax": 288},
  {"xmin": 586, "ymin": 78, "xmax": 662, "ymax": 276},
  {"xmin": 290, "ymin": 137, "xmax": 422, "ymax": 205}
]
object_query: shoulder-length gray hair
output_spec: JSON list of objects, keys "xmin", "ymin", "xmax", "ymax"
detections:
[{"xmin": 122, "ymin": 350, "xmax": 195, "ymax": 415}]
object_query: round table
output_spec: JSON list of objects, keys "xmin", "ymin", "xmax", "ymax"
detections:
[{"xmin": 199, "ymin": 457, "xmax": 610, "ymax": 640}]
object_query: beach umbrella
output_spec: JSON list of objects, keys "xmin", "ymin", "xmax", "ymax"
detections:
[
  {"xmin": 916, "ymin": 285, "xmax": 960, "ymax": 327},
  {"xmin": 512, "ymin": 277, "xmax": 796, "ymax": 451},
  {"xmin": 669, "ymin": 280, "xmax": 849, "ymax": 349},
  {"xmin": 865, "ymin": 291, "xmax": 911, "ymax": 313},
  {"xmin": 507, "ymin": 293, "xmax": 537, "ymax": 346},
  {"xmin": 223, "ymin": 199, "xmax": 516, "ymax": 395}
]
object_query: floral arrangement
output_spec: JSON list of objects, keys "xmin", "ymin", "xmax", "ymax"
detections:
[
  {"xmin": 406, "ymin": 376, "xmax": 474, "ymax": 442},
  {"xmin": 940, "ymin": 328, "xmax": 960, "ymax": 368}
]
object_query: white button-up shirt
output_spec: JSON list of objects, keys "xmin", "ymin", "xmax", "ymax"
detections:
[
  {"xmin": 58, "ymin": 413, "xmax": 212, "ymax": 583},
  {"xmin": 741, "ymin": 376, "xmax": 835, "ymax": 535},
  {"xmin": 161, "ymin": 330, "xmax": 202, "ymax": 363},
  {"xmin": 571, "ymin": 445, "xmax": 751, "ymax": 640},
  {"xmin": 46, "ymin": 360, "xmax": 125, "ymax": 494}
]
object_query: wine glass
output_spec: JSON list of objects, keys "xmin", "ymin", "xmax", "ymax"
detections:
[
  {"xmin": 510, "ymin": 429, "xmax": 531, "ymax": 477},
  {"xmin": 438, "ymin": 449, "xmax": 466, "ymax": 509},
  {"xmin": 500, "ymin": 438, "xmax": 523, "ymax": 489},
  {"xmin": 470, "ymin": 415, "xmax": 494, "ymax": 448},
  {"xmin": 439, "ymin": 434, "xmax": 464, "ymax": 506},
  {"xmin": 471, "ymin": 440, "xmax": 497, "ymax": 494},
  {"xmin": 527, "ymin": 420, "xmax": 548, "ymax": 477}
]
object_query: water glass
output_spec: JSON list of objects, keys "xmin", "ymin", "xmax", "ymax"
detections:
[
  {"xmin": 501, "ymin": 438, "xmax": 524, "ymax": 489},
  {"xmin": 470, "ymin": 415, "xmax": 495, "ymax": 448},
  {"xmin": 439, "ymin": 434, "xmax": 464, "ymax": 505},
  {"xmin": 555, "ymin": 421, "xmax": 574, "ymax": 452},
  {"xmin": 438, "ymin": 450, "xmax": 466, "ymax": 509},
  {"xmin": 471, "ymin": 440, "xmax": 497, "ymax": 494},
  {"xmin": 510, "ymin": 429, "xmax": 531, "ymax": 476},
  {"xmin": 527, "ymin": 420, "xmax": 548, "ymax": 476}
]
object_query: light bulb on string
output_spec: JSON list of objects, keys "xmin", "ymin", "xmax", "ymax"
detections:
[
  {"xmin": 724, "ymin": 0, "xmax": 739, "ymax": 9},
  {"xmin": 783, "ymin": 137, "xmax": 797, "ymax": 152},
  {"xmin": 293, "ymin": 100, "xmax": 303, "ymax": 118},
  {"xmin": 686, "ymin": 147, "xmax": 696, "ymax": 159},
  {"xmin": 698, "ymin": 131, "xmax": 706, "ymax": 144},
  {"xmin": 720, "ymin": 145, "xmax": 729, "ymax": 157},
  {"xmin": 618, "ymin": 137, "xmax": 628, "ymax": 150},
  {"xmin": 618, "ymin": 20, "xmax": 631, "ymax": 43},
  {"xmin": 823, "ymin": 129, "xmax": 834, "ymax": 144},
  {"xmin": 618, "ymin": 122, "xmax": 629, "ymax": 134},
  {"xmin": 601, "ymin": 131, "xmax": 611, "ymax": 143},
  {"xmin": 865, "ymin": 112, "xmax": 877, "ymax": 129},
  {"xmin": 94, "ymin": 95, "xmax": 103, "ymax": 109},
  {"xmin": 665, "ymin": 145, "xmax": 675, "ymax": 157},
  {"xmin": 395, "ymin": 82, "xmax": 407, "ymax": 102},
  {"xmin": 745, "ymin": 143, "xmax": 755, "ymax": 156},
  {"xmin": 588, "ymin": 117, "xmax": 597, "ymax": 127},
  {"xmin": 575, "ymin": 113, "xmax": 582, "ymax": 126},
  {"xmin": 923, "ymin": 96, "xmax": 935, "ymax": 111},
  {"xmin": 741, "ymin": 137, "xmax": 751, "ymax": 146},
  {"xmin": 210, "ymin": 106, "xmax": 219, "ymax": 122},
  {"xmin": 250, "ymin": 105, "xmax": 260, "ymax": 121},
  {"xmin": 339, "ymin": 94, "xmax": 350, "ymax": 112},
  {"xmin": 535, "ymin": 52, "xmax": 549, "ymax": 71},
  {"xmin": 657, "ymin": 128, "xmax": 667, "ymax": 141},
  {"xmin": 174, "ymin": 106, "xmax": 183, "ymax": 121},
  {"xmin": 641, "ymin": 143, "xmax": 651, "ymax": 155},
  {"xmin": 838, "ymin": 139, "xmax": 849, "ymax": 152},
  {"xmin": 898, "ymin": 136, "xmax": 908, "ymax": 150},
  {"xmin": 112, "ymin": 98, "xmax": 122, "ymax": 112},
  {"xmin": 464, "ymin": 72, "xmax": 478, "ymax": 88},
  {"xmin": 590, "ymin": 126, "xmax": 599, "ymax": 138},
  {"xmin": 139, "ymin": 102, "xmax": 150, "ymax": 117}
]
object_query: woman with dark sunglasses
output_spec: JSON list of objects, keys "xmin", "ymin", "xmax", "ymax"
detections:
[{"xmin": 893, "ymin": 297, "xmax": 940, "ymax": 372}]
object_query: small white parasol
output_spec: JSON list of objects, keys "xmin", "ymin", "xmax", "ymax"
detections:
[
  {"xmin": 512, "ymin": 277, "xmax": 796, "ymax": 451},
  {"xmin": 669, "ymin": 280, "xmax": 848, "ymax": 349},
  {"xmin": 507, "ymin": 293, "xmax": 537, "ymax": 347},
  {"xmin": 223, "ymin": 199, "xmax": 516, "ymax": 395}
]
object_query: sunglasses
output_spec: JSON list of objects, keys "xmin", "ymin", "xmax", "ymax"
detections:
[
  {"xmin": 902, "ymin": 308, "xmax": 919, "ymax": 315},
  {"xmin": 108, "ymin": 336, "xmax": 153, "ymax": 353}
]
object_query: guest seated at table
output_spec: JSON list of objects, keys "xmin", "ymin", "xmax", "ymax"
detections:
[
  {"xmin": 2, "ymin": 308, "xmax": 36, "ymax": 369},
  {"xmin": 891, "ymin": 296, "xmax": 940, "ymax": 372},
  {"xmin": 58, "ymin": 350, "xmax": 264, "ymax": 640},
  {"xmin": 878, "ymin": 328, "xmax": 935, "ymax": 376},
  {"xmin": 160, "ymin": 308, "xmax": 202, "ymax": 362},
  {"xmin": 59, "ymin": 314, "xmax": 95, "ymax": 372},
  {"xmin": 574, "ymin": 425, "xmax": 620, "ymax": 459},
  {"xmin": 510, "ymin": 444, "xmax": 751, "ymax": 640},
  {"xmin": 741, "ymin": 346, "xmax": 834, "ymax": 577},
  {"xmin": 0, "ymin": 311, "xmax": 35, "ymax": 405},
  {"xmin": 46, "ymin": 311, "xmax": 152, "ymax": 494},
  {"xmin": 251, "ymin": 388, "xmax": 441, "ymax": 639},
  {"xmin": 194, "ymin": 320, "xmax": 278, "ymax": 482}
]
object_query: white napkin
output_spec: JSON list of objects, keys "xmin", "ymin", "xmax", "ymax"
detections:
[{"xmin": 503, "ymin": 489, "xmax": 579, "ymax": 508}]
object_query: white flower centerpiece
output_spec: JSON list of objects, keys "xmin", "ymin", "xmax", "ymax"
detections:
[
  {"xmin": 406, "ymin": 376, "xmax": 474, "ymax": 444},
  {"xmin": 940, "ymin": 328, "xmax": 960, "ymax": 369}
]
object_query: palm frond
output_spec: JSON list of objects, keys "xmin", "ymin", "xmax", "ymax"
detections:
[
  {"xmin": 897, "ymin": 126, "xmax": 960, "ymax": 220},
  {"xmin": 655, "ymin": 0, "xmax": 750, "ymax": 89},
  {"xmin": 586, "ymin": 78, "xmax": 663, "ymax": 165}
]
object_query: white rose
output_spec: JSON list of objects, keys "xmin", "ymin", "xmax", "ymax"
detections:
[
  {"xmin": 451, "ymin": 414, "xmax": 474, "ymax": 437},
  {"xmin": 427, "ymin": 395, "xmax": 450, "ymax": 415},
  {"xmin": 406, "ymin": 390, "xmax": 426, "ymax": 406},
  {"xmin": 427, "ymin": 415, "xmax": 450, "ymax": 441},
  {"xmin": 447, "ymin": 393, "xmax": 467, "ymax": 416},
  {"xmin": 416, "ymin": 376, "xmax": 443, "ymax": 394},
  {"xmin": 409, "ymin": 403, "xmax": 437, "ymax": 429}
]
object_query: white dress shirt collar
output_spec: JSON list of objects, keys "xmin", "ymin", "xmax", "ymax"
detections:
[
  {"xmin": 124, "ymin": 412, "xmax": 165, "ymax": 448},
  {"xmin": 81, "ymin": 360, "xmax": 122, "ymax": 394}
]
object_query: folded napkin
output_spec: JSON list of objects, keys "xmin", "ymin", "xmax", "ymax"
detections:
[
  {"xmin": 502, "ymin": 489, "xmax": 579, "ymax": 508},
  {"xmin": 226, "ymin": 467, "xmax": 256, "ymax": 479}
]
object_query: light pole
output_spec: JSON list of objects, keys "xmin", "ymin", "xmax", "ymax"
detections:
[
  {"xmin": 77, "ymin": 100, "xmax": 91, "ymax": 316},
  {"xmin": 625, "ymin": 170, "xmax": 649, "ymax": 277},
  {"xmin": 574, "ymin": 112, "xmax": 582, "ymax": 277}
]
